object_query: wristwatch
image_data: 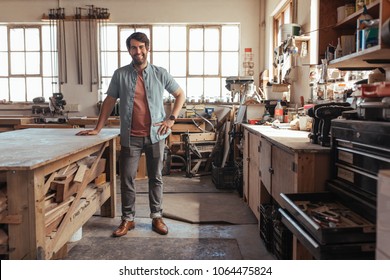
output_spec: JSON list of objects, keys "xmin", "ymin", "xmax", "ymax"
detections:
[{"xmin": 168, "ymin": 114, "xmax": 176, "ymax": 121}]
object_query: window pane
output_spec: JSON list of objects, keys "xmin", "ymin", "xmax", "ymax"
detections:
[
  {"xmin": 189, "ymin": 28, "xmax": 203, "ymax": 51},
  {"xmin": 0, "ymin": 78, "xmax": 9, "ymax": 101},
  {"xmin": 0, "ymin": 26, "xmax": 7, "ymax": 51},
  {"xmin": 43, "ymin": 77, "xmax": 56, "ymax": 99},
  {"xmin": 26, "ymin": 77, "xmax": 42, "ymax": 101},
  {"xmin": 170, "ymin": 26, "xmax": 186, "ymax": 51},
  {"xmin": 175, "ymin": 77, "xmax": 186, "ymax": 95},
  {"xmin": 153, "ymin": 26, "xmax": 169, "ymax": 51},
  {"xmin": 204, "ymin": 78, "xmax": 220, "ymax": 100},
  {"xmin": 26, "ymin": 52, "xmax": 40, "ymax": 74},
  {"xmin": 153, "ymin": 52, "xmax": 169, "ymax": 70},
  {"xmin": 101, "ymin": 52, "xmax": 118, "ymax": 76},
  {"xmin": 10, "ymin": 78, "xmax": 26, "ymax": 101},
  {"xmin": 170, "ymin": 52, "xmax": 186, "ymax": 76},
  {"xmin": 101, "ymin": 77, "xmax": 112, "ymax": 95},
  {"xmin": 101, "ymin": 25, "xmax": 118, "ymax": 51},
  {"xmin": 221, "ymin": 52, "xmax": 238, "ymax": 76},
  {"xmin": 187, "ymin": 78, "xmax": 203, "ymax": 100},
  {"xmin": 42, "ymin": 52, "xmax": 54, "ymax": 76},
  {"xmin": 222, "ymin": 26, "xmax": 239, "ymax": 51},
  {"xmin": 10, "ymin": 52, "xmax": 25, "ymax": 75},
  {"xmin": 189, "ymin": 52, "xmax": 203, "ymax": 75},
  {"xmin": 205, "ymin": 28, "xmax": 219, "ymax": 51},
  {"xmin": 284, "ymin": 7, "xmax": 291, "ymax": 23},
  {"xmin": 120, "ymin": 28, "xmax": 135, "ymax": 51},
  {"xmin": 135, "ymin": 28, "xmax": 150, "ymax": 39},
  {"xmin": 0, "ymin": 53, "xmax": 8, "ymax": 75},
  {"xmin": 120, "ymin": 51, "xmax": 131, "ymax": 67},
  {"xmin": 41, "ymin": 25, "xmax": 52, "ymax": 51},
  {"xmin": 25, "ymin": 28, "xmax": 40, "ymax": 51},
  {"xmin": 222, "ymin": 80, "xmax": 231, "ymax": 101},
  {"xmin": 204, "ymin": 52, "xmax": 219, "ymax": 75},
  {"xmin": 10, "ymin": 28, "xmax": 24, "ymax": 51}
]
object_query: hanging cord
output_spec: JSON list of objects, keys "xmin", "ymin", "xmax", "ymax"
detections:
[{"xmin": 190, "ymin": 109, "xmax": 215, "ymax": 133}]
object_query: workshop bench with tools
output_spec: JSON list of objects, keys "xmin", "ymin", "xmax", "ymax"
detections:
[{"xmin": 0, "ymin": 128, "xmax": 119, "ymax": 259}]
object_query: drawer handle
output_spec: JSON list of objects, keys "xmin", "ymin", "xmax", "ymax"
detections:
[{"xmin": 268, "ymin": 167, "xmax": 274, "ymax": 174}]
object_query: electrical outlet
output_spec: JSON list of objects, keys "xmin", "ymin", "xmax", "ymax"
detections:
[{"xmin": 64, "ymin": 104, "xmax": 80, "ymax": 112}]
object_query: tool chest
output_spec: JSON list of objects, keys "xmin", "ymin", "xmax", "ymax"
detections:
[{"xmin": 279, "ymin": 119, "xmax": 390, "ymax": 259}]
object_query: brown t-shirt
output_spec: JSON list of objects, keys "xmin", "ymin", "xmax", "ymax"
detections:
[{"xmin": 131, "ymin": 72, "xmax": 151, "ymax": 137}]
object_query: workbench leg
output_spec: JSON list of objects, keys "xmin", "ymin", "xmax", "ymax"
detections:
[
  {"xmin": 100, "ymin": 137, "xmax": 117, "ymax": 217},
  {"xmin": 7, "ymin": 170, "xmax": 43, "ymax": 259}
]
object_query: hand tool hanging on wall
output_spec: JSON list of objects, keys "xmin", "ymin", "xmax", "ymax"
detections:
[
  {"xmin": 49, "ymin": 9, "xmax": 57, "ymax": 93},
  {"xmin": 75, "ymin": 7, "xmax": 83, "ymax": 85},
  {"xmin": 87, "ymin": 5, "xmax": 98, "ymax": 92},
  {"xmin": 56, "ymin": 8, "xmax": 67, "ymax": 86},
  {"xmin": 49, "ymin": 7, "xmax": 68, "ymax": 90}
]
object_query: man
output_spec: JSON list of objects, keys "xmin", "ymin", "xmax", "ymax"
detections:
[{"xmin": 76, "ymin": 32, "xmax": 186, "ymax": 236}]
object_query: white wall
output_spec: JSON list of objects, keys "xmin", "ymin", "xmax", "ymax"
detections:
[{"xmin": 0, "ymin": 0, "xmax": 263, "ymax": 116}]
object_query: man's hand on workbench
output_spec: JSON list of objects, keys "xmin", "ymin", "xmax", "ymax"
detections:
[{"xmin": 76, "ymin": 129, "xmax": 100, "ymax": 136}]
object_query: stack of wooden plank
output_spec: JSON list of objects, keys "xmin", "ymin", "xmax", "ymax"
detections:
[{"xmin": 44, "ymin": 157, "xmax": 107, "ymax": 238}]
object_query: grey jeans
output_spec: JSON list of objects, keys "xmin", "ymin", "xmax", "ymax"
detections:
[{"xmin": 120, "ymin": 136, "xmax": 165, "ymax": 221}]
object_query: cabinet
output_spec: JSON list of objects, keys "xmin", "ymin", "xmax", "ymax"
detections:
[
  {"xmin": 319, "ymin": 0, "xmax": 390, "ymax": 68},
  {"xmin": 243, "ymin": 125, "xmax": 331, "ymax": 259},
  {"xmin": 243, "ymin": 130, "xmax": 261, "ymax": 220},
  {"xmin": 376, "ymin": 170, "xmax": 390, "ymax": 260},
  {"xmin": 259, "ymin": 135, "xmax": 330, "ymax": 207},
  {"xmin": 260, "ymin": 138, "xmax": 295, "ymax": 207}
]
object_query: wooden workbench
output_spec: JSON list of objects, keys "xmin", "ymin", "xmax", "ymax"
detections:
[
  {"xmin": 0, "ymin": 116, "xmax": 120, "ymax": 131},
  {"xmin": 0, "ymin": 128, "xmax": 119, "ymax": 259}
]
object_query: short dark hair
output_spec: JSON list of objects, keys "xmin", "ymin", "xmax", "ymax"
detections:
[{"xmin": 126, "ymin": 32, "xmax": 150, "ymax": 50}]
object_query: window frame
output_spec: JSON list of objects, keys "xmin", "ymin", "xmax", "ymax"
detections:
[
  {"xmin": 100, "ymin": 23, "xmax": 240, "ymax": 101},
  {"xmin": 0, "ymin": 24, "xmax": 58, "ymax": 102}
]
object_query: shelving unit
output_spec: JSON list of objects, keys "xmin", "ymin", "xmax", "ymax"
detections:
[{"xmin": 319, "ymin": 0, "xmax": 390, "ymax": 68}]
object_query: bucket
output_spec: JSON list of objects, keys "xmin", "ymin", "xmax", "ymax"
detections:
[
  {"xmin": 280, "ymin": 24, "xmax": 301, "ymax": 41},
  {"xmin": 69, "ymin": 227, "xmax": 82, "ymax": 242}
]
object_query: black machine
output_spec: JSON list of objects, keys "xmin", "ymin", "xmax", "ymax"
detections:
[
  {"xmin": 308, "ymin": 102, "xmax": 353, "ymax": 146},
  {"xmin": 279, "ymin": 119, "xmax": 390, "ymax": 259},
  {"xmin": 32, "ymin": 92, "xmax": 67, "ymax": 123}
]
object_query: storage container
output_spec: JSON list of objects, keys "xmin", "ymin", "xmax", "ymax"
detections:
[{"xmin": 211, "ymin": 162, "xmax": 236, "ymax": 189}]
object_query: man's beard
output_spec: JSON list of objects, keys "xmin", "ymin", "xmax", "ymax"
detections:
[{"xmin": 132, "ymin": 54, "xmax": 146, "ymax": 66}]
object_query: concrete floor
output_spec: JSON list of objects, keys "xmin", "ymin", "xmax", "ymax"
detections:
[{"xmin": 65, "ymin": 171, "xmax": 276, "ymax": 260}]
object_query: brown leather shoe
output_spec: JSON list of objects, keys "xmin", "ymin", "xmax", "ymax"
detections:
[
  {"xmin": 112, "ymin": 220, "xmax": 135, "ymax": 237},
  {"xmin": 152, "ymin": 218, "xmax": 168, "ymax": 235}
]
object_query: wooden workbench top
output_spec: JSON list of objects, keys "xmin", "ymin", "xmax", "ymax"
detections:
[
  {"xmin": 0, "ymin": 128, "xmax": 119, "ymax": 170},
  {"xmin": 242, "ymin": 124, "xmax": 330, "ymax": 153}
]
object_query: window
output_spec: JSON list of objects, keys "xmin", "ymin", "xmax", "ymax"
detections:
[
  {"xmin": 273, "ymin": 1, "xmax": 293, "ymax": 48},
  {"xmin": 100, "ymin": 24, "xmax": 240, "ymax": 101},
  {"xmin": 0, "ymin": 25, "xmax": 58, "ymax": 102}
]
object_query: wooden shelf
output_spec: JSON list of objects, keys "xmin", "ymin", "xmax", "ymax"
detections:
[
  {"xmin": 325, "ymin": 0, "xmax": 390, "ymax": 69},
  {"xmin": 329, "ymin": 45, "xmax": 390, "ymax": 69},
  {"xmin": 335, "ymin": 1, "xmax": 380, "ymax": 29}
]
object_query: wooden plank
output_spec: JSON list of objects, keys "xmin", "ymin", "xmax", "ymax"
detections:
[
  {"xmin": 0, "ymin": 214, "xmax": 22, "ymax": 224},
  {"xmin": 94, "ymin": 173, "xmax": 106, "ymax": 186},
  {"xmin": 0, "ymin": 229, "xmax": 8, "ymax": 245},
  {"xmin": 183, "ymin": 132, "xmax": 216, "ymax": 142},
  {"xmin": 7, "ymin": 170, "xmax": 37, "ymax": 260},
  {"xmin": 45, "ymin": 197, "xmax": 74, "ymax": 223},
  {"xmin": 55, "ymin": 163, "xmax": 78, "ymax": 180},
  {"xmin": 172, "ymin": 122, "xmax": 205, "ymax": 132},
  {"xmin": 100, "ymin": 138, "xmax": 116, "ymax": 218},
  {"xmin": 73, "ymin": 164, "xmax": 88, "ymax": 183}
]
